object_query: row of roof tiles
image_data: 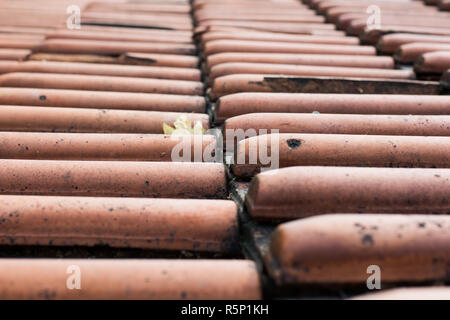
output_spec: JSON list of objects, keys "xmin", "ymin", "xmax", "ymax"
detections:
[
  {"xmin": 199, "ymin": 0, "xmax": 450, "ymax": 299},
  {"xmin": 0, "ymin": 0, "xmax": 450, "ymax": 300},
  {"xmin": 0, "ymin": 0, "xmax": 263, "ymax": 300}
]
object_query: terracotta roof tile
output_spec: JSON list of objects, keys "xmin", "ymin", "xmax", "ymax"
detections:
[
  {"xmin": 206, "ymin": 53, "xmax": 394, "ymax": 70},
  {"xmin": 224, "ymin": 113, "xmax": 450, "ymax": 139},
  {"xmin": 0, "ymin": 259, "xmax": 261, "ymax": 299},
  {"xmin": 415, "ymin": 51, "xmax": 450, "ymax": 74},
  {"xmin": 377, "ymin": 33, "xmax": 450, "ymax": 54},
  {"xmin": 38, "ymin": 39, "xmax": 197, "ymax": 55},
  {"xmin": 0, "ymin": 160, "xmax": 227, "ymax": 198},
  {"xmin": 208, "ymin": 63, "xmax": 414, "ymax": 84},
  {"xmin": 246, "ymin": 166, "xmax": 450, "ymax": 219},
  {"xmin": 395, "ymin": 42, "xmax": 450, "ymax": 63},
  {"xmin": 0, "ymin": 88, "xmax": 206, "ymax": 112},
  {"xmin": 0, "ymin": 48, "xmax": 30, "ymax": 61},
  {"xmin": 200, "ymin": 32, "xmax": 359, "ymax": 45},
  {"xmin": 0, "ymin": 195, "xmax": 238, "ymax": 253},
  {"xmin": 0, "ymin": 132, "xmax": 216, "ymax": 161},
  {"xmin": 0, "ymin": 60, "xmax": 202, "ymax": 81},
  {"xmin": 0, "ymin": 72, "xmax": 204, "ymax": 95},
  {"xmin": 233, "ymin": 133, "xmax": 450, "ymax": 177},
  {"xmin": 215, "ymin": 93, "xmax": 450, "ymax": 120},
  {"xmin": 266, "ymin": 214, "xmax": 450, "ymax": 285},
  {"xmin": 204, "ymin": 39, "xmax": 376, "ymax": 55},
  {"xmin": 362, "ymin": 26, "xmax": 450, "ymax": 45},
  {"xmin": 0, "ymin": 106, "xmax": 209, "ymax": 133},
  {"xmin": 47, "ymin": 28, "xmax": 194, "ymax": 43}
]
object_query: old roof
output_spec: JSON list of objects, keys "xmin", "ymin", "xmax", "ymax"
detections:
[{"xmin": 0, "ymin": 0, "xmax": 449, "ymax": 300}]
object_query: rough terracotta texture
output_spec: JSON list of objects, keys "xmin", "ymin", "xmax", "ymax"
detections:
[
  {"xmin": 47, "ymin": 29, "xmax": 194, "ymax": 44},
  {"xmin": 208, "ymin": 63, "xmax": 414, "ymax": 83},
  {"xmin": 338, "ymin": 14, "xmax": 450, "ymax": 32},
  {"xmin": 195, "ymin": 0, "xmax": 310, "ymax": 11},
  {"xmin": 79, "ymin": 12, "xmax": 193, "ymax": 30},
  {"xmin": 0, "ymin": 132, "xmax": 216, "ymax": 162},
  {"xmin": 198, "ymin": 20, "xmax": 332, "ymax": 30},
  {"xmin": 246, "ymin": 166, "xmax": 450, "ymax": 219},
  {"xmin": 195, "ymin": 23, "xmax": 345, "ymax": 34},
  {"xmin": 86, "ymin": 2, "xmax": 191, "ymax": 14},
  {"xmin": 198, "ymin": 21, "xmax": 339, "ymax": 35},
  {"xmin": 0, "ymin": 106, "xmax": 209, "ymax": 134},
  {"xmin": 233, "ymin": 133, "xmax": 450, "ymax": 177},
  {"xmin": 27, "ymin": 52, "xmax": 200, "ymax": 69},
  {"xmin": 0, "ymin": 195, "xmax": 238, "ymax": 253},
  {"xmin": 206, "ymin": 53, "xmax": 394, "ymax": 71},
  {"xmin": 82, "ymin": 25, "xmax": 192, "ymax": 36},
  {"xmin": 0, "ymin": 48, "xmax": 30, "ymax": 60},
  {"xmin": 362, "ymin": 26, "xmax": 450, "ymax": 45},
  {"xmin": 5, "ymin": 0, "xmax": 450, "ymax": 301},
  {"xmin": 377, "ymin": 33, "xmax": 450, "ymax": 54},
  {"xmin": 0, "ymin": 88, "xmax": 206, "ymax": 113},
  {"xmin": 266, "ymin": 214, "xmax": 450, "ymax": 284},
  {"xmin": 196, "ymin": 14, "xmax": 325, "ymax": 24},
  {"xmin": 195, "ymin": 25, "xmax": 346, "ymax": 37},
  {"xmin": 0, "ymin": 259, "xmax": 261, "ymax": 299},
  {"xmin": 0, "ymin": 72, "xmax": 204, "ymax": 96},
  {"xmin": 0, "ymin": 38, "xmax": 42, "ymax": 50},
  {"xmin": 346, "ymin": 17, "xmax": 450, "ymax": 36},
  {"xmin": 326, "ymin": 7, "xmax": 447, "ymax": 23},
  {"xmin": 415, "ymin": 51, "xmax": 450, "ymax": 74},
  {"xmin": 196, "ymin": 11, "xmax": 317, "ymax": 19},
  {"xmin": 200, "ymin": 32, "xmax": 357, "ymax": 45},
  {"xmin": 0, "ymin": 26, "xmax": 52, "ymax": 35},
  {"xmin": 204, "ymin": 39, "xmax": 375, "ymax": 56},
  {"xmin": 0, "ymin": 34, "xmax": 45, "ymax": 42},
  {"xmin": 314, "ymin": 0, "xmax": 430, "ymax": 14},
  {"xmin": 215, "ymin": 93, "xmax": 450, "ymax": 120},
  {"xmin": 38, "ymin": 39, "xmax": 196, "ymax": 55},
  {"xmin": 0, "ymin": 60, "xmax": 202, "ymax": 81},
  {"xmin": 395, "ymin": 42, "xmax": 450, "ymax": 63},
  {"xmin": 0, "ymin": 160, "xmax": 227, "ymax": 199},
  {"xmin": 224, "ymin": 113, "xmax": 450, "ymax": 139}
]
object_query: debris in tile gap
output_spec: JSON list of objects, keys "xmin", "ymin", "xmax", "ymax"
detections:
[{"xmin": 163, "ymin": 115, "xmax": 205, "ymax": 135}]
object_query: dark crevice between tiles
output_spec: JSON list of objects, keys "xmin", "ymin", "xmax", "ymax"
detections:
[
  {"xmin": 276, "ymin": 280, "xmax": 450, "ymax": 300},
  {"xmin": 227, "ymin": 178, "xmax": 276, "ymax": 299},
  {"xmin": 190, "ymin": 0, "xmax": 252, "ymax": 268},
  {"xmin": 415, "ymin": 72, "xmax": 446, "ymax": 81},
  {"xmin": 190, "ymin": 0, "xmax": 277, "ymax": 298},
  {"xmin": 0, "ymin": 245, "xmax": 236, "ymax": 259},
  {"xmin": 261, "ymin": 76, "xmax": 442, "ymax": 94},
  {"xmin": 189, "ymin": 1, "xmax": 213, "ymax": 128}
]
